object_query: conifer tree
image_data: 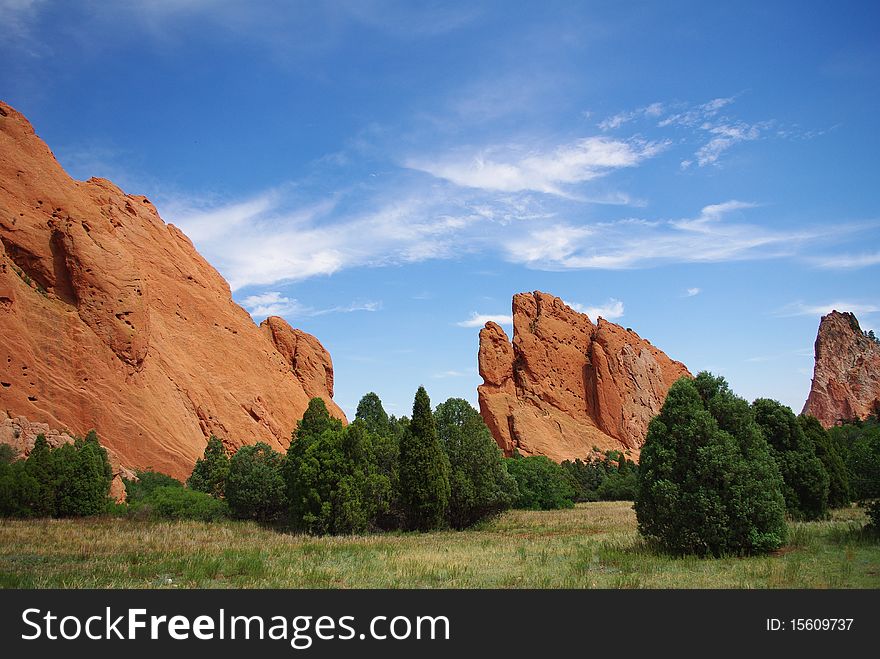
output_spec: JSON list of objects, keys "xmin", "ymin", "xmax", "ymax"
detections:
[{"xmin": 399, "ymin": 387, "xmax": 450, "ymax": 530}]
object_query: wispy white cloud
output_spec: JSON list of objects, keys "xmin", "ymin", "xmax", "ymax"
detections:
[
  {"xmin": 407, "ymin": 136, "xmax": 668, "ymax": 196},
  {"xmin": 685, "ymin": 287, "xmax": 701, "ymax": 297},
  {"xmin": 502, "ymin": 201, "xmax": 828, "ymax": 271},
  {"xmin": 564, "ymin": 298, "xmax": 625, "ymax": 320},
  {"xmin": 745, "ymin": 348, "xmax": 813, "ymax": 363},
  {"xmin": 598, "ymin": 102, "xmax": 664, "ymax": 131},
  {"xmin": 240, "ymin": 291, "xmax": 380, "ymax": 320},
  {"xmin": 0, "ymin": 0, "xmax": 46, "ymax": 46},
  {"xmin": 658, "ymin": 97, "xmax": 736, "ymax": 128},
  {"xmin": 810, "ymin": 250, "xmax": 880, "ymax": 269},
  {"xmin": 431, "ymin": 369, "xmax": 476, "ymax": 378},
  {"xmin": 692, "ymin": 121, "xmax": 763, "ymax": 167},
  {"xmin": 776, "ymin": 301, "xmax": 880, "ymax": 317},
  {"xmin": 456, "ymin": 313, "xmax": 513, "ymax": 328}
]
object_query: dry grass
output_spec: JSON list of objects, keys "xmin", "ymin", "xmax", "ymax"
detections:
[{"xmin": 1, "ymin": 502, "xmax": 877, "ymax": 588}]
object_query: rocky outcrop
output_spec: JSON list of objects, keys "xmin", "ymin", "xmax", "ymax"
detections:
[
  {"xmin": 802, "ymin": 311, "xmax": 880, "ymax": 426},
  {"xmin": 0, "ymin": 412, "xmax": 135, "ymax": 502},
  {"xmin": 477, "ymin": 291, "xmax": 691, "ymax": 462},
  {"xmin": 0, "ymin": 100, "xmax": 346, "ymax": 480}
]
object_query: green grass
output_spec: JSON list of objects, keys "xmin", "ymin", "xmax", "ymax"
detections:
[{"xmin": 0, "ymin": 502, "xmax": 877, "ymax": 588}]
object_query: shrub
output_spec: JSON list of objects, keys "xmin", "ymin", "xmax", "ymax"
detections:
[
  {"xmin": 225, "ymin": 442, "xmax": 286, "ymax": 522},
  {"xmin": 635, "ymin": 373, "xmax": 787, "ymax": 557},
  {"xmin": 124, "ymin": 469, "xmax": 183, "ymax": 503},
  {"xmin": 562, "ymin": 451, "xmax": 639, "ymax": 502},
  {"xmin": 0, "ymin": 461, "xmax": 40, "ymax": 517},
  {"xmin": 435, "ymin": 398, "xmax": 517, "ymax": 528},
  {"xmin": 140, "ymin": 486, "xmax": 229, "ymax": 522},
  {"xmin": 798, "ymin": 415, "xmax": 850, "ymax": 508},
  {"xmin": 398, "ymin": 387, "xmax": 450, "ymax": 530},
  {"xmin": 841, "ymin": 417, "xmax": 880, "ymax": 502},
  {"xmin": 0, "ymin": 444, "xmax": 17, "ymax": 464},
  {"xmin": 285, "ymin": 419, "xmax": 394, "ymax": 535},
  {"xmin": 505, "ymin": 455, "xmax": 576, "ymax": 510},
  {"xmin": 187, "ymin": 436, "xmax": 229, "ymax": 499},
  {"xmin": 753, "ymin": 399, "xmax": 829, "ymax": 520}
]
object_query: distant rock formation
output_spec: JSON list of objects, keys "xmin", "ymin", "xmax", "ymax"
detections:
[
  {"xmin": 477, "ymin": 291, "xmax": 691, "ymax": 462},
  {"xmin": 0, "ymin": 100, "xmax": 345, "ymax": 480},
  {"xmin": 802, "ymin": 311, "xmax": 880, "ymax": 426}
]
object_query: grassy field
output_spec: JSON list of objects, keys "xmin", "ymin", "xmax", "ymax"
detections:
[{"xmin": 0, "ymin": 502, "xmax": 877, "ymax": 588}]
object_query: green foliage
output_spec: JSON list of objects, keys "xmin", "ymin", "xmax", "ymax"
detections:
[
  {"xmin": 798, "ymin": 415, "xmax": 851, "ymax": 508},
  {"xmin": 0, "ymin": 444, "xmax": 17, "ymax": 464},
  {"xmin": 355, "ymin": 392, "xmax": 391, "ymax": 436},
  {"xmin": 186, "ymin": 436, "xmax": 229, "ymax": 499},
  {"xmin": 752, "ymin": 399, "xmax": 829, "ymax": 520},
  {"xmin": 399, "ymin": 387, "xmax": 450, "ymax": 530},
  {"xmin": 839, "ymin": 416, "xmax": 880, "ymax": 502},
  {"xmin": 136, "ymin": 486, "xmax": 229, "ymax": 522},
  {"xmin": 0, "ymin": 461, "xmax": 40, "ymax": 517},
  {"xmin": 296, "ymin": 398, "xmax": 343, "ymax": 441},
  {"xmin": 23, "ymin": 435, "xmax": 56, "ymax": 516},
  {"xmin": 285, "ymin": 418, "xmax": 395, "ymax": 535},
  {"xmin": 4, "ymin": 431, "xmax": 112, "ymax": 519},
  {"xmin": 124, "ymin": 469, "xmax": 183, "ymax": 503},
  {"xmin": 434, "ymin": 398, "xmax": 517, "ymax": 528},
  {"xmin": 635, "ymin": 373, "xmax": 788, "ymax": 557},
  {"xmin": 505, "ymin": 455, "xmax": 576, "ymax": 510},
  {"xmin": 225, "ymin": 442, "xmax": 286, "ymax": 522},
  {"xmin": 561, "ymin": 450, "xmax": 639, "ymax": 502}
]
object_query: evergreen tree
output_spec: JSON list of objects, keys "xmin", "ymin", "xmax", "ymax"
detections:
[
  {"xmin": 296, "ymin": 398, "xmax": 342, "ymax": 442},
  {"xmin": 398, "ymin": 387, "xmax": 450, "ymax": 530},
  {"xmin": 505, "ymin": 455, "xmax": 575, "ymax": 510},
  {"xmin": 797, "ymin": 415, "xmax": 850, "ymax": 508},
  {"xmin": 0, "ymin": 444, "xmax": 16, "ymax": 464},
  {"xmin": 752, "ymin": 399, "xmax": 829, "ymax": 520},
  {"xmin": 434, "ymin": 398, "xmax": 516, "ymax": 528},
  {"xmin": 24, "ymin": 434, "xmax": 56, "ymax": 516},
  {"xmin": 187, "ymin": 436, "xmax": 230, "ymax": 499},
  {"xmin": 636, "ymin": 373, "xmax": 787, "ymax": 557},
  {"xmin": 355, "ymin": 392, "xmax": 390, "ymax": 436},
  {"xmin": 225, "ymin": 442, "xmax": 286, "ymax": 522}
]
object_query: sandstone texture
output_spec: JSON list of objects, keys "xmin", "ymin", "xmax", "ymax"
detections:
[
  {"xmin": 0, "ymin": 101, "xmax": 345, "ymax": 480},
  {"xmin": 802, "ymin": 311, "xmax": 880, "ymax": 426},
  {"xmin": 478, "ymin": 291, "xmax": 691, "ymax": 462}
]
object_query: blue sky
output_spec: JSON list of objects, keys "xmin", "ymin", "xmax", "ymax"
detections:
[{"xmin": 3, "ymin": 1, "xmax": 879, "ymax": 419}]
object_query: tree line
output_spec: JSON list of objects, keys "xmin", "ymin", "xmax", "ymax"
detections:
[{"xmin": 1, "ymin": 376, "xmax": 878, "ymax": 553}]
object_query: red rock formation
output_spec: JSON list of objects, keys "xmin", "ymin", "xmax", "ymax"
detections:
[
  {"xmin": 0, "ymin": 100, "xmax": 345, "ymax": 480},
  {"xmin": 478, "ymin": 291, "xmax": 691, "ymax": 462},
  {"xmin": 802, "ymin": 311, "xmax": 880, "ymax": 426}
]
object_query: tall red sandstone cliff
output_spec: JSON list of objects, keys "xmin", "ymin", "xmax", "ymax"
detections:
[
  {"xmin": 478, "ymin": 292, "xmax": 690, "ymax": 461},
  {"xmin": 0, "ymin": 101, "xmax": 345, "ymax": 479},
  {"xmin": 802, "ymin": 311, "xmax": 880, "ymax": 426}
]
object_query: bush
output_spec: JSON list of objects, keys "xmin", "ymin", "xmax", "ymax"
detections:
[
  {"xmin": 124, "ymin": 469, "xmax": 183, "ymax": 503},
  {"xmin": 0, "ymin": 444, "xmax": 17, "ymax": 464},
  {"xmin": 798, "ymin": 415, "xmax": 850, "ymax": 508},
  {"xmin": 225, "ymin": 442, "xmax": 286, "ymax": 522},
  {"xmin": 635, "ymin": 373, "xmax": 787, "ymax": 557},
  {"xmin": 505, "ymin": 455, "xmax": 576, "ymax": 510},
  {"xmin": 0, "ymin": 461, "xmax": 40, "ymax": 517},
  {"xmin": 286, "ymin": 419, "xmax": 394, "ymax": 535},
  {"xmin": 840, "ymin": 417, "xmax": 880, "ymax": 502},
  {"xmin": 398, "ymin": 387, "xmax": 450, "ymax": 530},
  {"xmin": 187, "ymin": 436, "xmax": 229, "ymax": 499},
  {"xmin": 139, "ymin": 486, "xmax": 229, "ymax": 522},
  {"xmin": 562, "ymin": 451, "xmax": 639, "ymax": 502},
  {"xmin": 435, "ymin": 398, "xmax": 517, "ymax": 528},
  {"xmin": 753, "ymin": 399, "xmax": 829, "ymax": 520}
]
